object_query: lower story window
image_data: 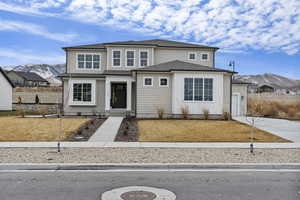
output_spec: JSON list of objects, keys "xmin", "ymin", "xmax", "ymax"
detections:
[
  {"xmin": 184, "ymin": 78, "xmax": 213, "ymax": 101},
  {"xmin": 73, "ymin": 83, "xmax": 92, "ymax": 102}
]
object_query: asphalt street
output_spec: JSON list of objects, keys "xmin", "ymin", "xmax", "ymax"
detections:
[{"xmin": 0, "ymin": 170, "xmax": 299, "ymax": 200}]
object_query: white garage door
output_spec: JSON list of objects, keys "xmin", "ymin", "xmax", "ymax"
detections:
[{"xmin": 232, "ymin": 93, "xmax": 240, "ymax": 116}]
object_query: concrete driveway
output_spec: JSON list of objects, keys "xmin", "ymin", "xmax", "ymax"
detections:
[{"xmin": 234, "ymin": 116, "xmax": 300, "ymax": 142}]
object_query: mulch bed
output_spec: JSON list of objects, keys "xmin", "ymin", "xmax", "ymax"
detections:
[
  {"xmin": 115, "ymin": 118, "xmax": 138, "ymax": 142},
  {"xmin": 68, "ymin": 118, "xmax": 107, "ymax": 141}
]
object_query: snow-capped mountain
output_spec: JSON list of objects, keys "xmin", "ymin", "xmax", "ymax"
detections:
[
  {"xmin": 2, "ymin": 64, "xmax": 65, "ymax": 85},
  {"xmin": 234, "ymin": 73, "xmax": 300, "ymax": 89}
]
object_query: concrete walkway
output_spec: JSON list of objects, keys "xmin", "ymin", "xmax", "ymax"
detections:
[
  {"xmin": 234, "ymin": 116, "xmax": 300, "ymax": 142},
  {"xmin": 89, "ymin": 116, "xmax": 123, "ymax": 142}
]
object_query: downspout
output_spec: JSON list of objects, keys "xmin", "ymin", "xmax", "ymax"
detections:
[{"xmin": 135, "ymin": 71, "xmax": 137, "ymax": 118}]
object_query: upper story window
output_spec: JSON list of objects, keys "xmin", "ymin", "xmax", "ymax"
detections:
[
  {"xmin": 159, "ymin": 77, "xmax": 169, "ymax": 87},
  {"xmin": 188, "ymin": 52, "xmax": 196, "ymax": 60},
  {"xmin": 140, "ymin": 50, "xmax": 148, "ymax": 67},
  {"xmin": 143, "ymin": 77, "xmax": 153, "ymax": 87},
  {"xmin": 77, "ymin": 53, "xmax": 101, "ymax": 70},
  {"xmin": 112, "ymin": 50, "xmax": 121, "ymax": 67},
  {"xmin": 126, "ymin": 50, "xmax": 135, "ymax": 67},
  {"xmin": 201, "ymin": 53, "xmax": 209, "ymax": 61},
  {"xmin": 184, "ymin": 78, "xmax": 213, "ymax": 101}
]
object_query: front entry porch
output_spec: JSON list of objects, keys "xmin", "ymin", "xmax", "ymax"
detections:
[{"xmin": 105, "ymin": 76, "xmax": 135, "ymax": 115}]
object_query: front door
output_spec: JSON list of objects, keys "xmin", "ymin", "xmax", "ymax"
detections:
[
  {"xmin": 111, "ymin": 83, "xmax": 127, "ymax": 109},
  {"xmin": 231, "ymin": 94, "xmax": 240, "ymax": 116}
]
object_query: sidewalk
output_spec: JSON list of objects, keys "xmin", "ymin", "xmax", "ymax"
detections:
[{"xmin": 89, "ymin": 116, "xmax": 123, "ymax": 142}]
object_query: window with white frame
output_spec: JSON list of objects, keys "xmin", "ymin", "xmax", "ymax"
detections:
[
  {"xmin": 112, "ymin": 50, "xmax": 121, "ymax": 67},
  {"xmin": 188, "ymin": 52, "xmax": 196, "ymax": 60},
  {"xmin": 77, "ymin": 54, "xmax": 101, "ymax": 70},
  {"xmin": 126, "ymin": 50, "xmax": 135, "ymax": 67},
  {"xmin": 140, "ymin": 51, "xmax": 148, "ymax": 66},
  {"xmin": 143, "ymin": 77, "xmax": 153, "ymax": 87},
  {"xmin": 159, "ymin": 77, "xmax": 169, "ymax": 87},
  {"xmin": 70, "ymin": 80, "xmax": 95, "ymax": 105},
  {"xmin": 201, "ymin": 53, "xmax": 209, "ymax": 61},
  {"xmin": 184, "ymin": 78, "xmax": 213, "ymax": 101}
]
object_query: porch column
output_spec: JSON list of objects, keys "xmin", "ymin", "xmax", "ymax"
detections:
[
  {"xmin": 126, "ymin": 80, "xmax": 132, "ymax": 111},
  {"xmin": 105, "ymin": 79, "xmax": 110, "ymax": 111}
]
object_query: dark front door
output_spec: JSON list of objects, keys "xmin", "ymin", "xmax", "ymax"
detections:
[{"xmin": 111, "ymin": 83, "xmax": 127, "ymax": 109}]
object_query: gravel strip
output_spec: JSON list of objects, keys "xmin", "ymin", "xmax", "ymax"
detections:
[{"xmin": 0, "ymin": 148, "xmax": 299, "ymax": 163}]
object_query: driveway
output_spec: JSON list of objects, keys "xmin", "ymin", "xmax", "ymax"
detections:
[{"xmin": 234, "ymin": 117, "xmax": 300, "ymax": 142}]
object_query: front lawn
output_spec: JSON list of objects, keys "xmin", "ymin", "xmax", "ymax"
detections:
[
  {"xmin": 138, "ymin": 120, "xmax": 290, "ymax": 142},
  {"xmin": 0, "ymin": 117, "xmax": 90, "ymax": 141}
]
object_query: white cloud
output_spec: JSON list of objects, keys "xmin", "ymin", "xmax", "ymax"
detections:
[
  {"xmin": 1, "ymin": 0, "xmax": 300, "ymax": 55},
  {"xmin": 0, "ymin": 48, "xmax": 65, "ymax": 64},
  {"xmin": 0, "ymin": 18, "xmax": 78, "ymax": 42}
]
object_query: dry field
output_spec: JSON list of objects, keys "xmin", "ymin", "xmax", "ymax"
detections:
[
  {"xmin": 0, "ymin": 117, "xmax": 90, "ymax": 141},
  {"xmin": 138, "ymin": 120, "xmax": 290, "ymax": 142}
]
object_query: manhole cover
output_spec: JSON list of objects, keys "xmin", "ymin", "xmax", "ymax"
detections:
[
  {"xmin": 121, "ymin": 191, "xmax": 156, "ymax": 200},
  {"xmin": 101, "ymin": 186, "xmax": 176, "ymax": 200}
]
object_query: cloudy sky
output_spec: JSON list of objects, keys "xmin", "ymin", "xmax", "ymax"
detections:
[{"xmin": 0, "ymin": 0, "xmax": 299, "ymax": 79}]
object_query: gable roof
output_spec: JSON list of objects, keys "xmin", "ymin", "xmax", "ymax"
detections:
[
  {"xmin": 63, "ymin": 39, "xmax": 219, "ymax": 50},
  {"xmin": 133, "ymin": 60, "xmax": 235, "ymax": 73},
  {"xmin": 9, "ymin": 71, "xmax": 48, "ymax": 82},
  {"xmin": 0, "ymin": 68, "xmax": 15, "ymax": 87}
]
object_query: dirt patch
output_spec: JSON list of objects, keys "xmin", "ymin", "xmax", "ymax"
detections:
[
  {"xmin": 115, "ymin": 118, "xmax": 138, "ymax": 142},
  {"xmin": 68, "ymin": 118, "xmax": 106, "ymax": 141}
]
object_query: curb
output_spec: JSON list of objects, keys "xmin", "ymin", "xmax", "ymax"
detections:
[{"xmin": 1, "ymin": 163, "xmax": 300, "ymax": 171}]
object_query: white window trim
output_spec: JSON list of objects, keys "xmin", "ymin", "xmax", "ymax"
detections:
[
  {"xmin": 139, "ymin": 49, "xmax": 150, "ymax": 67},
  {"xmin": 200, "ymin": 52, "xmax": 210, "ymax": 61},
  {"xmin": 188, "ymin": 52, "xmax": 197, "ymax": 61},
  {"xmin": 76, "ymin": 53, "xmax": 101, "ymax": 71},
  {"xmin": 183, "ymin": 77, "xmax": 214, "ymax": 102},
  {"xmin": 159, "ymin": 77, "xmax": 169, "ymax": 87},
  {"xmin": 125, "ymin": 49, "xmax": 136, "ymax": 68},
  {"xmin": 69, "ymin": 79, "xmax": 96, "ymax": 106},
  {"xmin": 112, "ymin": 49, "xmax": 122, "ymax": 67},
  {"xmin": 143, "ymin": 77, "xmax": 153, "ymax": 87}
]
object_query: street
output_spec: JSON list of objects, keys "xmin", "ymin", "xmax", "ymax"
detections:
[{"xmin": 0, "ymin": 170, "xmax": 299, "ymax": 200}]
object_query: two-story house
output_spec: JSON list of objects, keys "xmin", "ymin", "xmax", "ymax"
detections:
[{"xmin": 60, "ymin": 39, "xmax": 248, "ymax": 118}]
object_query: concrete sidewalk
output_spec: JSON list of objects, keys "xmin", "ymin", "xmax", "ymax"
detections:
[
  {"xmin": 234, "ymin": 116, "xmax": 300, "ymax": 142},
  {"xmin": 89, "ymin": 116, "xmax": 123, "ymax": 142},
  {"xmin": 0, "ymin": 142, "xmax": 299, "ymax": 148}
]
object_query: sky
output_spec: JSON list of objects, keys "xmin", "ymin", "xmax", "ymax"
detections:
[{"xmin": 0, "ymin": 0, "xmax": 299, "ymax": 79}]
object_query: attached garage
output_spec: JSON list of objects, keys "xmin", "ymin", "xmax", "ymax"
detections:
[{"xmin": 232, "ymin": 80, "xmax": 250, "ymax": 116}]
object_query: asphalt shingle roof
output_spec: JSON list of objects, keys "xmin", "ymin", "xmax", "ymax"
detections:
[
  {"xmin": 63, "ymin": 39, "xmax": 218, "ymax": 50},
  {"xmin": 11, "ymin": 71, "xmax": 48, "ymax": 82},
  {"xmin": 133, "ymin": 60, "xmax": 235, "ymax": 73}
]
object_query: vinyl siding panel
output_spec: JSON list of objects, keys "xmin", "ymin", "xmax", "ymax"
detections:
[
  {"xmin": 223, "ymin": 74, "xmax": 231, "ymax": 113},
  {"xmin": 154, "ymin": 48, "xmax": 214, "ymax": 67},
  {"xmin": 136, "ymin": 73, "xmax": 172, "ymax": 117},
  {"xmin": 0, "ymin": 73, "xmax": 13, "ymax": 110}
]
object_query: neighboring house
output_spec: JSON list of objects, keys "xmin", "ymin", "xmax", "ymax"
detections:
[
  {"xmin": 60, "ymin": 39, "xmax": 248, "ymax": 118},
  {"xmin": 256, "ymin": 84, "xmax": 275, "ymax": 93},
  {"xmin": 0, "ymin": 68, "xmax": 14, "ymax": 111},
  {"xmin": 6, "ymin": 71, "xmax": 49, "ymax": 87}
]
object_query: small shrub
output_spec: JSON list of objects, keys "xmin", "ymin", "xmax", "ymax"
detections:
[
  {"xmin": 222, "ymin": 111, "xmax": 231, "ymax": 120},
  {"xmin": 17, "ymin": 108, "xmax": 25, "ymax": 118},
  {"xmin": 157, "ymin": 108, "xmax": 165, "ymax": 119},
  {"xmin": 38, "ymin": 107, "xmax": 49, "ymax": 118},
  {"xmin": 181, "ymin": 106, "xmax": 189, "ymax": 119},
  {"xmin": 203, "ymin": 109, "xmax": 209, "ymax": 120}
]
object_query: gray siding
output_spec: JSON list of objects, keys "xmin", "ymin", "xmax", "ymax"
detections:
[
  {"xmin": 223, "ymin": 74, "xmax": 231, "ymax": 113},
  {"xmin": 106, "ymin": 46, "xmax": 154, "ymax": 70},
  {"xmin": 66, "ymin": 50, "xmax": 107, "ymax": 74},
  {"xmin": 232, "ymin": 84, "xmax": 248, "ymax": 115},
  {"xmin": 63, "ymin": 79, "xmax": 106, "ymax": 115},
  {"xmin": 136, "ymin": 73, "xmax": 172, "ymax": 118},
  {"xmin": 154, "ymin": 48, "xmax": 214, "ymax": 67}
]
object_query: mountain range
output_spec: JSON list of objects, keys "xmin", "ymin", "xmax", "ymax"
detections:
[{"xmin": 1, "ymin": 64, "xmax": 300, "ymax": 90}]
